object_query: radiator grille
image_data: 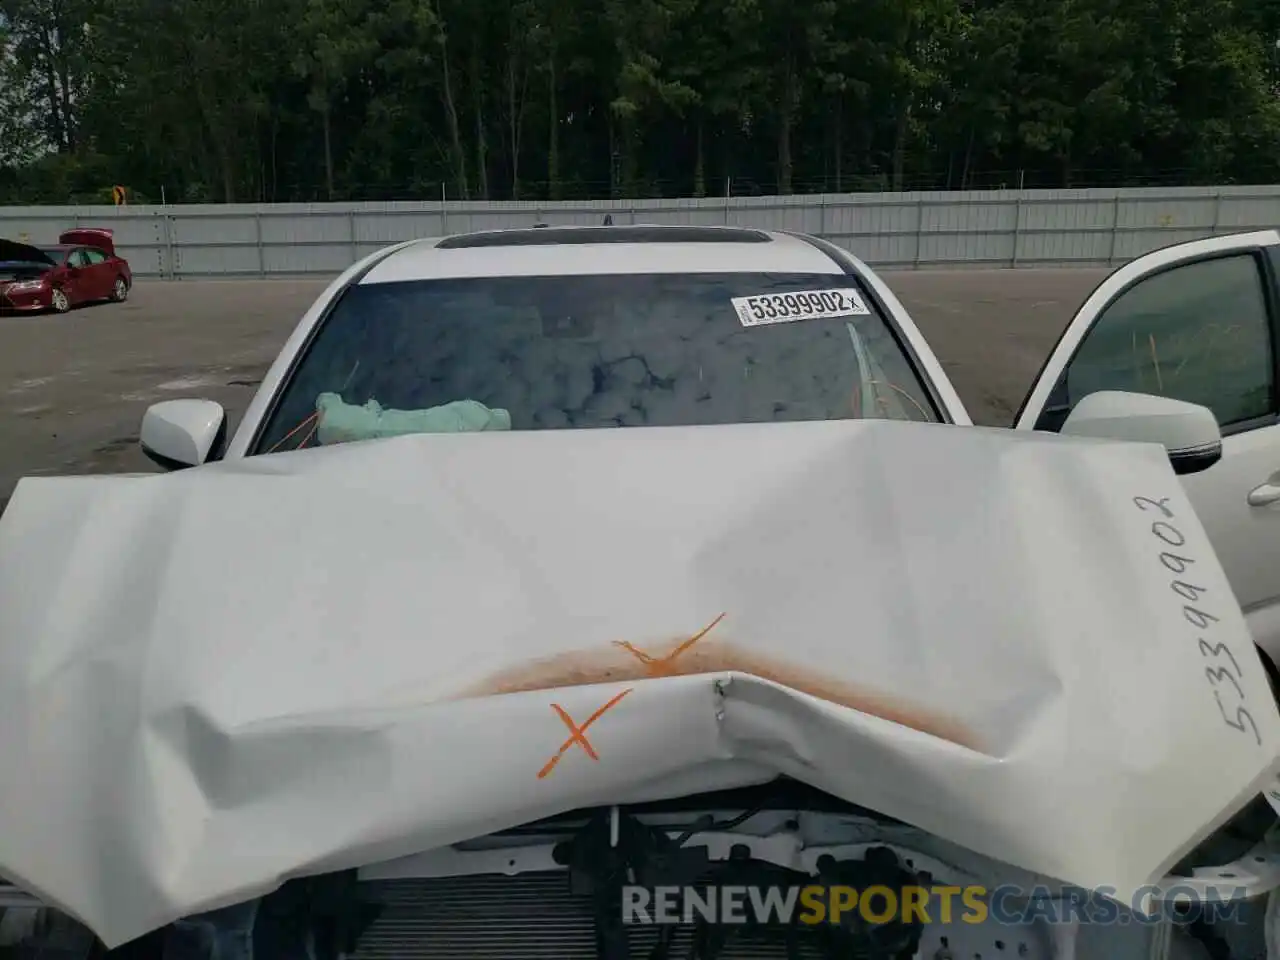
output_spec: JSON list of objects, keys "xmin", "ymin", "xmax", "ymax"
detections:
[{"xmin": 353, "ymin": 874, "xmax": 822, "ymax": 960}]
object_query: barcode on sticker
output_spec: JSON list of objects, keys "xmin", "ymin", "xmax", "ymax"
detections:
[{"xmin": 730, "ymin": 288, "xmax": 870, "ymax": 327}]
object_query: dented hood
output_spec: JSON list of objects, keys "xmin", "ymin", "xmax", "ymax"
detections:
[{"xmin": 0, "ymin": 420, "xmax": 1277, "ymax": 946}]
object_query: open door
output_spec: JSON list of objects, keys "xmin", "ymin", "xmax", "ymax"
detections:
[{"xmin": 1013, "ymin": 230, "xmax": 1280, "ymax": 669}]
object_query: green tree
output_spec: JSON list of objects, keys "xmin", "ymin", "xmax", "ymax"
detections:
[{"xmin": 4, "ymin": 0, "xmax": 1280, "ymax": 202}]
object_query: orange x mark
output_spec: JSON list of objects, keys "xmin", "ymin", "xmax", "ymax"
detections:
[
  {"xmin": 537, "ymin": 688, "xmax": 633, "ymax": 780},
  {"xmin": 613, "ymin": 612, "xmax": 726, "ymax": 677},
  {"xmin": 536, "ymin": 614, "xmax": 727, "ymax": 780}
]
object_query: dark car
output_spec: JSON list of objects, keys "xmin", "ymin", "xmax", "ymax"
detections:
[{"xmin": 0, "ymin": 228, "xmax": 133, "ymax": 314}]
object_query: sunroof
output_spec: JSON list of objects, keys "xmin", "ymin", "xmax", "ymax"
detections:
[{"xmin": 436, "ymin": 226, "xmax": 772, "ymax": 249}]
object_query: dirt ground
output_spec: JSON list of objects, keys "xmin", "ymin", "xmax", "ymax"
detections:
[{"xmin": 0, "ymin": 268, "xmax": 1108, "ymax": 510}]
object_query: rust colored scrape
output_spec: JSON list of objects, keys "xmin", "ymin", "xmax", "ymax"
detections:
[
  {"xmin": 535, "ymin": 613, "xmax": 722, "ymax": 779},
  {"xmin": 462, "ymin": 621, "xmax": 979, "ymax": 750}
]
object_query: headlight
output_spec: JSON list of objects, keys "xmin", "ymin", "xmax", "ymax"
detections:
[{"xmin": 6, "ymin": 280, "xmax": 45, "ymax": 292}]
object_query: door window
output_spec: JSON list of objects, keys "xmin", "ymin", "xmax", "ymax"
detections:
[
  {"xmin": 83, "ymin": 249, "xmax": 106, "ymax": 264},
  {"xmin": 1035, "ymin": 253, "xmax": 1276, "ymax": 433},
  {"xmin": 68, "ymin": 249, "xmax": 90, "ymax": 268}
]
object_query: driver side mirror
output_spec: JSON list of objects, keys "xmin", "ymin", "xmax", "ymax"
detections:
[
  {"xmin": 140, "ymin": 399, "xmax": 227, "ymax": 471},
  {"xmin": 1061, "ymin": 390, "xmax": 1222, "ymax": 476}
]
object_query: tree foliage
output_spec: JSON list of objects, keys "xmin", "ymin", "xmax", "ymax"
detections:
[{"xmin": 2, "ymin": 0, "xmax": 1279, "ymax": 203}]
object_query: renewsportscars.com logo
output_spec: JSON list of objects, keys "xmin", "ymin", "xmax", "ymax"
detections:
[{"xmin": 622, "ymin": 884, "xmax": 1252, "ymax": 927}]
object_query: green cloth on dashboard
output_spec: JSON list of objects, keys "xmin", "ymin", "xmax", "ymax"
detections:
[{"xmin": 315, "ymin": 392, "xmax": 512, "ymax": 444}]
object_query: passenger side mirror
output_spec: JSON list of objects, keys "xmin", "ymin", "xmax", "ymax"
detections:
[
  {"xmin": 1061, "ymin": 390, "xmax": 1222, "ymax": 476},
  {"xmin": 140, "ymin": 399, "xmax": 227, "ymax": 471}
]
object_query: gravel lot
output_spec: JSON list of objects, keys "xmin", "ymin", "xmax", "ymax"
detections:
[{"xmin": 0, "ymin": 268, "xmax": 1108, "ymax": 509}]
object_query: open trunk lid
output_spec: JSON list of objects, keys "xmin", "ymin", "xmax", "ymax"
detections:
[{"xmin": 57, "ymin": 228, "xmax": 114, "ymax": 256}]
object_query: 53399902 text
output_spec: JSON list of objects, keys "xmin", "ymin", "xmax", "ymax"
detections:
[{"xmin": 1134, "ymin": 495, "xmax": 1262, "ymax": 746}]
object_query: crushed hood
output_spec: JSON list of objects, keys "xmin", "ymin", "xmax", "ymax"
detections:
[
  {"xmin": 0, "ymin": 238, "xmax": 55, "ymax": 267},
  {"xmin": 0, "ymin": 419, "xmax": 1276, "ymax": 946}
]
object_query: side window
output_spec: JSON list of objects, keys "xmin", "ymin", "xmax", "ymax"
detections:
[
  {"xmin": 68, "ymin": 249, "xmax": 89, "ymax": 268},
  {"xmin": 1036, "ymin": 253, "xmax": 1276, "ymax": 433},
  {"xmin": 84, "ymin": 248, "xmax": 106, "ymax": 264}
]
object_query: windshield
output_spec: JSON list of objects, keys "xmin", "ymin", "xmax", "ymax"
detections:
[{"xmin": 251, "ymin": 272, "xmax": 941, "ymax": 455}]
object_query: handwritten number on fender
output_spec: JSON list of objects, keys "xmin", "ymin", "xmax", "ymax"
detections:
[
  {"xmin": 1138, "ymin": 495, "xmax": 1262, "ymax": 747},
  {"xmin": 1152, "ymin": 521, "xmax": 1185, "ymax": 547},
  {"xmin": 1134, "ymin": 496, "xmax": 1174, "ymax": 518},
  {"xmin": 1206, "ymin": 665, "xmax": 1245, "ymax": 699},
  {"xmin": 1198, "ymin": 639, "xmax": 1242, "ymax": 678},
  {"xmin": 1216, "ymin": 695, "xmax": 1263, "ymax": 745}
]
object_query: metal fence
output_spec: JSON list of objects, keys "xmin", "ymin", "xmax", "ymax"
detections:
[{"xmin": 2, "ymin": 184, "xmax": 1278, "ymax": 279}]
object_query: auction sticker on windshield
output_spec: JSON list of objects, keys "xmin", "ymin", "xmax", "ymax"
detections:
[{"xmin": 731, "ymin": 288, "xmax": 871, "ymax": 328}]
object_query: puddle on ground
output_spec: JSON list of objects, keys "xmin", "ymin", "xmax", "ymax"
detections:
[
  {"xmin": 157, "ymin": 375, "xmax": 221, "ymax": 391},
  {"xmin": 92, "ymin": 436, "xmax": 139, "ymax": 455},
  {"xmin": 8, "ymin": 378, "xmax": 53, "ymax": 394}
]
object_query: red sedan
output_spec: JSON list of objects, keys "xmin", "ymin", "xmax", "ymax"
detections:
[{"xmin": 0, "ymin": 229, "xmax": 133, "ymax": 314}]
